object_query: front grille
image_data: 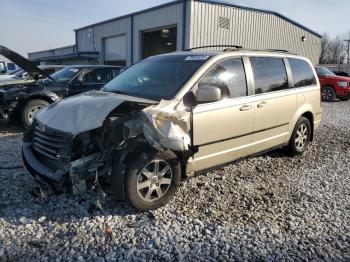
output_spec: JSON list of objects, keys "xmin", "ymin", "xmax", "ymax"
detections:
[{"xmin": 33, "ymin": 124, "xmax": 73, "ymax": 161}]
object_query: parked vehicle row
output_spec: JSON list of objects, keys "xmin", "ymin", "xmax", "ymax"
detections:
[
  {"xmin": 21, "ymin": 49, "xmax": 322, "ymax": 211},
  {"xmin": 0, "ymin": 45, "xmax": 123, "ymax": 128},
  {"xmin": 0, "ymin": 65, "xmax": 64, "ymax": 83}
]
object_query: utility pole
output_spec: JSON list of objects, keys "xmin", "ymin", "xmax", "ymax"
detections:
[{"xmin": 344, "ymin": 39, "xmax": 350, "ymax": 64}]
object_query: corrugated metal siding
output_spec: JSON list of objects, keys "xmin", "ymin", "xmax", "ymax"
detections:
[
  {"xmin": 29, "ymin": 50, "xmax": 53, "ymax": 60},
  {"xmin": 76, "ymin": 3, "xmax": 183, "ymax": 65},
  {"xmin": 28, "ymin": 46, "xmax": 76, "ymax": 60},
  {"xmin": 133, "ymin": 3, "xmax": 183, "ymax": 62},
  {"xmin": 76, "ymin": 17, "xmax": 131, "ymax": 65},
  {"xmin": 189, "ymin": 1, "xmax": 321, "ymax": 64}
]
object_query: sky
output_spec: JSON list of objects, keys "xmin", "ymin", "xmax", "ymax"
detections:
[{"xmin": 0, "ymin": 0, "xmax": 349, "ymax": 59}]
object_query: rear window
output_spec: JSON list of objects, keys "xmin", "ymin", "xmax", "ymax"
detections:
[
  {"xmin": 250, "ymin": 57, "xmax": 288, "ymax": 94},
  {"xmin": 289, "ymin": 58, "xmax": 317, "ymax": 87}
]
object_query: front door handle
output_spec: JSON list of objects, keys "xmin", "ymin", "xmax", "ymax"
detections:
[
  {"xmin": 240, "ymin": 105, "xmax": 253, "ymax": 111},
  {"xmin": 257, "ymin": 101, "xmax": 268, "ymax": 108}
]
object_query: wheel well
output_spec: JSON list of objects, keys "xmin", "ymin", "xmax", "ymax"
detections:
[
  {"xmin": 323, "ymin": 85, "xmax": 335, "ymax": 91},
  {"xmin": 301, "ymin": 111, "xmax": 314, "ymax": 141},
  {"xmin": 26, "ymin": 95, "xmax": 54, "ymax": 104}
]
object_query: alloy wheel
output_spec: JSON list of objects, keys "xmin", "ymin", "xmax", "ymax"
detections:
[
  {"xmin": 137, "ymin": 159, "xmax": 173, "ymax": 203},
  {"xmin": 295, "ymin": 123, "xmax": 308, "ymax": 151},
  {"xmin": 322, "ymin": 88, "xmax": 333, "ymax": 101}
]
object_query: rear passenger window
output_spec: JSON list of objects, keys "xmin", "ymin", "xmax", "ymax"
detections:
[
  {"xmin": 289, "ymin": 58, "xmax": 316, "ymax": 87},
  {"xmin": 250, "ymin": 57, "xmax": 288, "ymax": 94},
  {"xmin": 198, "ymin": 58, "xmax": 247, "ymax": 98}
]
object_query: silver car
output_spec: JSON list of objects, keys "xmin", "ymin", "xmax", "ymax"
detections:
[{"xmin": 22, "ymin": 49, "xmax": 322, "ymax": 211}]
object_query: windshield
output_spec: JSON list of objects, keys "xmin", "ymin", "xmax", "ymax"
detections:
[
  {"xmin": 103, "ymin": 55, "xmax": 211, "ymax": 100},
  {"xmin": 50, "ymin": 67, "xmax": 83, "ymax": 84},
  {"xmin": 316, "ymin": 67, "xmax": 336, "ymax": 77}
]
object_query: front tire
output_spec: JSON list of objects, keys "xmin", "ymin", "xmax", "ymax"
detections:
[
  {"xmin": 22, "ymin": 99, "xmax": 49, "ymax": 129},
  {"xmin": 321, "ymin": 86, "xmax": 336, "ymax": 102},
  {"xmin": 125, "ymin": 150, "xmax": 181, "ymax": 211},
  {"xmin": 287, "ymin": 116, "xmax": 311, "ymax": 156}
]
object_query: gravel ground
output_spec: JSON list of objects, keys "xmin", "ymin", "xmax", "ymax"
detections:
[{"xmin": 0, "ymin": 101, "xmax": 349, "ymax": 261}]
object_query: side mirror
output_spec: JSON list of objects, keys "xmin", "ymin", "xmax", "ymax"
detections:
[
  {"xmin": 195, "ymin": 85, "xmax": 222, "ymax": 103},
  {"xmin": 183, "ymin": 91, "xmax": 197, "ymax": 108}
]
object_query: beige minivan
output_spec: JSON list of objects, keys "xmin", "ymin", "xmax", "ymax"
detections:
[{"xmin": 23, "ymin": 49, "xmax": 322, "ymax": 211}]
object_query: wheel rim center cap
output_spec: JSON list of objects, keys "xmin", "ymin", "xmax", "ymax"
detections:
[{"xmin": 151, "ymin": 176, "xmax": 159, "ymax": 184}]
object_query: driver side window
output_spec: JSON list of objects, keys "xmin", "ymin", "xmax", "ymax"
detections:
[
  {"xmin": 81, "ymin": 69, "xmax": 113, "ymax": 84},
  {"xmin": 198, "ymin": 58, "xmax": 247, "ymax": 99}
]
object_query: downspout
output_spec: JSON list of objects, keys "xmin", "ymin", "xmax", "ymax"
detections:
[
  {"xmin": 182, "ymin": 0, "xmax": 187, "ymax": 50},
  {"xmin": 130, "ymin": 15, "xmax": 134, "ymax": 66},
  {"xmin": 75, "ymin": 31, "xmax": 79, "ymax": 53}
]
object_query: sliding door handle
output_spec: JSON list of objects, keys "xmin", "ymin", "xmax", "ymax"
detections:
[
  {"xmin": 240, "ymin": 105, "xmax": 253, "ymax": 111},
  {"xmin": 257, "ymin": 101, "xmax": 268, "ymax": 108}
]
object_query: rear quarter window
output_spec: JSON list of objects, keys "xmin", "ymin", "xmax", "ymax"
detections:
[{"xmin": 288, "ymin": 58, "xmax": 316, "ymax": 87}]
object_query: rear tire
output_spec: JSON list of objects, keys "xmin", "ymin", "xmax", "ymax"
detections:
[
  {"xmin": 287, "ymin": 116, "xmax": 311, "ymax": 156},
  {"xmin": 125, "ymin": 150, "xmax": 181, "ymax": 211},
  {"xmin": 321, "ymin": 86, "xmax": 336, "ymax": 102},
  {"xmin": 22, "ymin": 99, "xmax": 49, "ymax": 129}
]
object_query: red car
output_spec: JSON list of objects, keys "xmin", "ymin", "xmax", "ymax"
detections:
[{"xmin": 315, "ymin": 66, "xmax": 350, "ymax": 102}]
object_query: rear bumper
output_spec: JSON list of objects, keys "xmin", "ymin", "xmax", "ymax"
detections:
[{"xmin": 22, "ymin": 142, "xmax": 65, "ymax": 182}]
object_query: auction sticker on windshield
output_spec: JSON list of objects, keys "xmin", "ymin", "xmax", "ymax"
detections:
[{"xmin": 185, "ymin": 55, "xmax": 210, "ymax": 61}]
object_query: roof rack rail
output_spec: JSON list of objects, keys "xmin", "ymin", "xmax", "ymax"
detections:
[
  {"xmin": 264, "ymin": 49, "xmax": 289, "ymax": 53},
  {"xmin": 185, "ymin": 45, "xmax": 243, "ymax": 51}
]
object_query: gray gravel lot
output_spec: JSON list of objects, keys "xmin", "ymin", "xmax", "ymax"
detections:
[{"xmin": 0, "ymin": 101, "xmax": 349, "ymax": 261}]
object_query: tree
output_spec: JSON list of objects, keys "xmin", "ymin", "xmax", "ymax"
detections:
[
  {"xmin": 319, "ymin": 33, "xmax": 330, "ymax": 64},
  {"xmin": 319, "ymin": 33, "xmax": 346, "ymax": 64}
]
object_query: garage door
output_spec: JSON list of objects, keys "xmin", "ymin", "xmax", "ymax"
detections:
[{"xmin": 104, "ymin": 35, "xmax": 126, "ymax": 66}]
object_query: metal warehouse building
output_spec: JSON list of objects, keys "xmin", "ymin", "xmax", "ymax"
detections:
[{"xmin": 28, "ymin": 0, "xmax": 322, "ymax": 66}]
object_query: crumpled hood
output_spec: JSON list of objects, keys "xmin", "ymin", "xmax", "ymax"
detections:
[{"xmin": 35, "ymin": 90, "xmax": 155, "ymax": 136}]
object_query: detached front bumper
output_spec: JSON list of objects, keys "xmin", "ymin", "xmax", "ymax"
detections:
[{"xmin": 22, "ymin": 142, "xmax": 66, "ymax": 183}]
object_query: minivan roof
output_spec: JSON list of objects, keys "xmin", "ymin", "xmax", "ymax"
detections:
[{"xmin": 156, "ymin": 49, "xmax": 308, "ymax": 61}]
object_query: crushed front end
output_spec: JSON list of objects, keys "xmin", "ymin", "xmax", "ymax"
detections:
[{"xmin": 22, "ymin": 91, "xmax": 194, "ymax": 199}]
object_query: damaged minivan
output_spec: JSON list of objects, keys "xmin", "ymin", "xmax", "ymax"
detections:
[{"xmin": 22, "ymin": 49, "xmax": 322, "ymax": 211}]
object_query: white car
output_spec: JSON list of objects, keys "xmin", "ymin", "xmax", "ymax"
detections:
[{"xmin": 0, "ymin": 61, "xmax": 19, "ymax": 74}]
